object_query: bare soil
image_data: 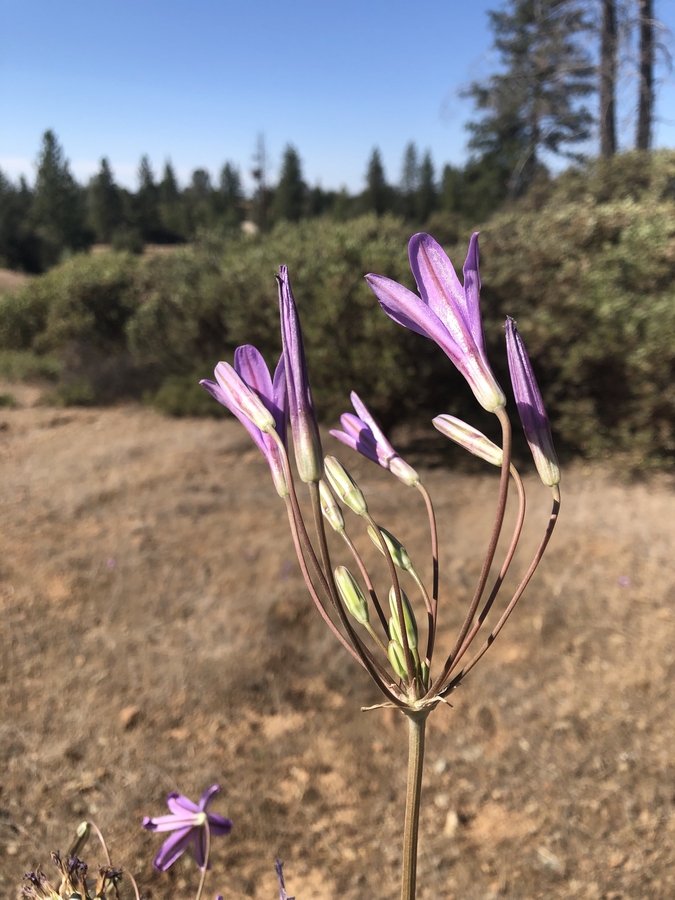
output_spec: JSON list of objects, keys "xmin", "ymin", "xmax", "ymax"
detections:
[
  {"xmin": 0, "ymin": 271, "xmax": 29, "ymax": 294},
  {"xmin": 0, "ymin": 397, "xmax": 674, "ymax": 899}
]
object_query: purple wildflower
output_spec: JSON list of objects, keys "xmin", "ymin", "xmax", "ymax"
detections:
[
  {"xmin": 201, "ymin": 347, "xmax": 289, "ymax": 497},
  {"xmin": 143, "ymin": 784, "xmax": 233, "ymax": 872},
  {"xmin": 365, "ymin": 233, "xmax": 505, "ymax": 412},
  {"xmin": 504, "ymin": 317, "xmax": 560, "ymax": 487},
  {"xmin": 330, "ymin": 391, "xmax": 419, "ymax": 486},
  {"xmin": 275, "ymin": 859, "xmax": 295, "ymax": 900},
  {"xmin": 277, "ymin": 266, "xmax": 323, "ymax": 483}
]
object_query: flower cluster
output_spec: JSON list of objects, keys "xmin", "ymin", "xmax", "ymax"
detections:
[{"xmin": 201, "ymin": 230, "xmax": 560, "ymax": 712}]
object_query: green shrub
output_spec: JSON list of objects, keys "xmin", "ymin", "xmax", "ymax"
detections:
[
  {"xmin": 474, "ymin": 150, "xmax": 675, "ymax": 466},
  {"xmin": 2, "ymin": 156, "xmax": 675, "ymax": 468},
  {"xmin": 0, "ymin": 392, "xmax": 17, "ymax": 408},
  {"xmin": 0, "ymin": 350, "xmax": 62, "ymax": 381}
]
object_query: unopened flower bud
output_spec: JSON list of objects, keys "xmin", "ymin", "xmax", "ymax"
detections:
[
  {"xmin": 387, "ymin": 639, "xmax": 408, "ymax": 681},
  {"xmin": 319, "ymin": 480, "xmax": 345, "ymax": 533},
  {"xmin": 324, "ymin": 456, "xmax": 368, "ymax": 516},
  {"xmin": 368, "ymin": 525, "xmax": 413, "ymax": 571},
  {"xmin": 334, "ymin": 566, "xmax": 369, "ymax": 625},
  {"xmin": 388, "ymin": 586, "xmax": 418, "ymax": 650},
  {"xmin": 505, "ymin": 318, "xmax": 560, "ymax": 487},
  {"xmin": 433, "ymin": 415, "xmax": 503, "ymax": 467}
]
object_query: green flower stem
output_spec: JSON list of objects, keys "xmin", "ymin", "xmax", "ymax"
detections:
[{"xmin": 401, "ymin": 710, "xmax": 429, "ymax": 900}]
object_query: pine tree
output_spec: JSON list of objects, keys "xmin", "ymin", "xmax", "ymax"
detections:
[
  {"xmin": 272, "ymin": 145, "xmax": 306, "ymax": 222},
  {"xmin": 416, "ymin": 151, "xmax": 437, "ymax": 222},
  {"xmin": 135, "ymin": 155, "xmax": 161, "ymax": 241},
  {"xmin": 157, "ymin": 161, "xmax": 185, "ymax": 241},
  {"xmin": 218, "ymin": 162, "xmax": 244, "ymax": 228},
  {"xmin": 363, "ymin": 148, "xmax": 390, "ymax": 216},
  {"xmin": 88, "ymin": 158, "xmax": 123, "ymax": 243},
  {"xmin": 399, "ymin": 142, "xmax": 420, "ymax": 219},
  {"xmin": 466, "ymin": 0, "xmax": 594, "ymax": 194},
  {"xmin": 186, "ymin": 168, "xmax": 215, "ymax": 232},
  {"xmin": 30, "ymin": 130, "xmax": 90, "ymax": 268}
]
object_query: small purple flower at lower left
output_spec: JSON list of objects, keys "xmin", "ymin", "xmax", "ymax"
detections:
[{"xmin": 143, "ymin": 784, "xmax": 233, "ymax": 872}]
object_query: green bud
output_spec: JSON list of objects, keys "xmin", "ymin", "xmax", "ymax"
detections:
[
  {"xmin": 324, "ymin": 456, "xmax": 368, "ymax": 516},
  {"xmin": 432, "ymin": 415, "xmax": 503, "ymax": 467},
  {"xmin": 387, "ymin": 639, "xmax": 408, "ymax": 681},
  {"xmin": 368, "ymin": 525, "xmax": 413, "ymax": 570},
  {"xmin": 388, "ymin": 586, "xmax": 418, "ymax": 650},
  {"xmin": 389, "ymin": 614, "xmax": 402, "ymax": 647},
  {"xmin": 420, "ymin": 660, "xmax": 429, "ymax": 687},
  {"xmin": 319, "ymin": 480, "xmax": 345, "ymax": 533},
  {"xmin": 334, "ymin": 566, "xmax": 369, "ymax": 625}
]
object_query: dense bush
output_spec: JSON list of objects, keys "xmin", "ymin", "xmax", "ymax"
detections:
[
  {"xmin": 475, "ymin": 150, "xmax": 675, "ymax": 466},
  {"xmin": 3, "ymin": 153, "xmax": 675, "ymax": 467}
]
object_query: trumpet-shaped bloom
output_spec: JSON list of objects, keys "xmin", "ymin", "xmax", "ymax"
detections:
[
  {"xmin": 330, "ymin": 392, "xmax": 419, "ymax": 486},
  {"xmin": 201, "ymin": 347, "xmax": 289, "ymax": 497},
  {"xmin": 505, "ymin": 317, "xmax": 560, "ymax": 487},
  {"xmin": 143, "ymin": 784, "xmax": 233, "ymax": 872},
  {"xmin": 277, "ymin": 265, "xmax": 323, "ymax": 483},
  {"xmin": 365, "ymin": 233, "xmax": 505, "ymax": 413}
]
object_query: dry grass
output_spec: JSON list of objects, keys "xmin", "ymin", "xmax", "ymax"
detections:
[{"xmin": 0, "ymin": 399, "xmax": 674, "ymax": 899}]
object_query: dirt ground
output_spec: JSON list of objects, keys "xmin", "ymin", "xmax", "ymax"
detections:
[
  {"xmin": 0, "ymin": 390, "xmax": 674, "ymax": 900},
  {"xmin": 0, "ymin": 271, "xmax": 29, "ymax": 294}
]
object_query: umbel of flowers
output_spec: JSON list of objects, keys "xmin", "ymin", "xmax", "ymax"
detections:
[{"xmin": 201, "ymin": 232, "xmax": 561, "ymax": 900}]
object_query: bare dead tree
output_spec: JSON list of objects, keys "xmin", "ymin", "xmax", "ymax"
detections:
[
  {"xmin": 600, "ymin": 0, "xmax": 618, "ymax": 156},
  {"xmin": 636, "ymin": 0, "xmax": 655, "ymax": 148}
]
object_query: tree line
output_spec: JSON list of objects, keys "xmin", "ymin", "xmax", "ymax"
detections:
[{"xmin": 0, "ymin": 0, "xmax": 665, "ymax": 274}]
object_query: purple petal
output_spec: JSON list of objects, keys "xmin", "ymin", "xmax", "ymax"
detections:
[
  {"xmin": 408, "ymin": 233, "xmax": 478, "ymax": 357},
  {"xmin": 143, "ymin": 812, "xmax": 200, "ymax": 832},
  {"xmin": 365, "ymin": 274, "xmax": 443, "ymax": 342},
  {"xmin": 206, "ymin": 813, "xmax": 234, "ymax": 836},
  {"xmin": 194, "ymin": 825, "xmax": 208, "ymax": 870},
  {"xmin": 234, "ymin": 345, "xmax": 274, "ymax": 404},
  {"xmin": 461, "ymin": 233, "xmax": 485, "ymax": 349},
  {"xmin": 201, "ymin": 378, "xmax": 268, "ymax": 456},
  {"xmin": 329, "ymin": 428, "xmax": 380, "ymax": 465},
  {"xmin": 409, "ymin": 232, "xmax": 464, "ymax": 317},
  {"xmin": 349, "ymin": 392, "xmax": 396, "ymax": 457},
  {"xmin": 272, "ymin": 354, "xmax": 288, "ymax": 442},
  {"xmin": 339, "ymin": 413, "xmax": 367, "ymax": 439},
  {"xmin": 198, "ymin": 784, "xmax": 221, "ymax": 812},
  {"xmin": 153, "ymin": 826, "xmax": 195, "ymax": 872},
  {"xmin": 167, "ymin": 792, "xmax": 200, "ymax": 815}
]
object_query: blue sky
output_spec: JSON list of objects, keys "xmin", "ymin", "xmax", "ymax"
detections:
[{"xmin": 1, "ymin": 0, "xmax": 674, "ymax": 193}]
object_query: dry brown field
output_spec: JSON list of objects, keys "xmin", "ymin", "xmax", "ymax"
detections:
[{"xmin": 0, "ymin": 390, "xmax": 674, "ymax": 899}]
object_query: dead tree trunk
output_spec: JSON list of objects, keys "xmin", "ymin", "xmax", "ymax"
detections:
[
  {"xmin": 600, "ymin": 0, "xmax": 618, "ymax": 157},
  {"xmin": 636, "ymin": 0, "xmax": 655, "ymax": 149}
]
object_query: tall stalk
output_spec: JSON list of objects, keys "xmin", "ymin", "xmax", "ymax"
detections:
[{"xmin": 401, "ymin": 710, "xmax": 429, "ymax": 900}]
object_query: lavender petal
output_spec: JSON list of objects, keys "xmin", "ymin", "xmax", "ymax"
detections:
[{"xmin": 153, "ymin": 827, "xmax": 195, "ymax": 872}]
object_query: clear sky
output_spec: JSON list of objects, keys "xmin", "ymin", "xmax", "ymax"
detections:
[{"xmin": 1, "ymin": 0, "xmax": 674, "ymax": 193}]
